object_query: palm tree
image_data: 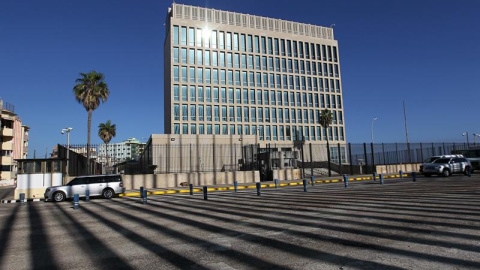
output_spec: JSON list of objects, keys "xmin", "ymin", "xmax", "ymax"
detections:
[
  {"xmin": 73, "ymin": 71, "xmax": 109, "ymax": 174},
  {"xmin": 98, "ymin": 120, "xmax": 116, "ymax": 173},
  {"xmin": 319, "ymin": 109, "xmax": 333, "ymax": 176}
]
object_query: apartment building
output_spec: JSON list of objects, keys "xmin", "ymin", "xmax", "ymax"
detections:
[
  {"xmin": 98, "ymin": 138, "xmax": 146, "ymax": 163},
  {"xmin": 164, "ymin": 3, "xmax": 346, "ymax": 145},
  {"xmin": 0, "ymin": 99, "xmax": 29, "ymax": 180}
]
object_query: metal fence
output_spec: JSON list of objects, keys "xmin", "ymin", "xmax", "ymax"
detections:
[{"xmin": 58, "ymin": 141, "xmax": 471, "ymax": 177}]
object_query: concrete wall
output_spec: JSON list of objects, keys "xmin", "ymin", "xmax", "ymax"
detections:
[
  {"xmin": 123, "ymin": 168, "xmax": 302, "ymax": 190},
  {"xmin": 375, "ymin": 163, "xmax": 421, "ymax": 174},
  {"xmin": 15, "ymin": 173, "xmax": 63, "ymax": 199}
]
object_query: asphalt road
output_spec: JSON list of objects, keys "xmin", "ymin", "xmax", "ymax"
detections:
[{"xmin": 0, "ymin": 175, "xmax": 479, "ymax": 269}]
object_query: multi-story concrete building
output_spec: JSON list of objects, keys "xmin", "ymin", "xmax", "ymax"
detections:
[
  {"xmin": 98, "ymin": 138, "xmax": 146, "ymax": 163},
  {"xmin": 0, "ymin": 99, "xmax": 29, "ymax": 180},
  {"xmin": 164, "ymin": 3, "xmax": 346, "ymax": 145}
]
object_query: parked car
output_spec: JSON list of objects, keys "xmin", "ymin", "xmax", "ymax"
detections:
[
  {"xmin": 421, "ymin": 156, "xmax": 472, "ymax": 177},
  {"xmin": 44, "ymin": 174, "xmax": 125, "ymax": 202}
]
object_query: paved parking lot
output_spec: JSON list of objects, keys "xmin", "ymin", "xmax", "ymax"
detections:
[{"xmin": 0, "ymin": 175, "xmax": 479, "ymax": 269}]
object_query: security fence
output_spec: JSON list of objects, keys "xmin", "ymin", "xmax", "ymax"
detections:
[{"xmin": 58, "ymin": 141, "xmax": 471, "ymax": 177}]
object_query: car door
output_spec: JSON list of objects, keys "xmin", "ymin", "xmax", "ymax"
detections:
[
  {"xmin": 451, "ymin": 158, "xmax": 461, "ymax": 173},
  {"xmin": 71, "ymin": 178, "xmax": 88, "ymax": 197},
  {"xmin": 87, "ymin": 176, "xmax": 105, "ymax": 196}
]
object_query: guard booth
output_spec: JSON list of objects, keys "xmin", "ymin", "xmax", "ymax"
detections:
[{"xmin": 257, "ymin": 148, "xmax": 298, "ymax": 181}]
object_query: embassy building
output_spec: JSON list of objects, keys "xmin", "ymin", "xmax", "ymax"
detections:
[{"xmin": 163, "ymin": 3, "xmax": 346, "ymax": 146}]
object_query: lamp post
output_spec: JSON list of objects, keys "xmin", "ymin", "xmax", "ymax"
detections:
[
  {"xmin": 61, "ymin": 127, "xmax": 73, "ymax": 177},
  {"xmin": 371, "ymin": 117, "xmax": 378, "ymax": 144},
  {"xmin": 462, "ymin": 132, "xmax": 470, "ymax": 147}
]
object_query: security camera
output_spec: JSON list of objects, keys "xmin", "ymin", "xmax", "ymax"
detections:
[{"xmin": 61, "ymin": 130, "xmax": 65, "ymax": 134}]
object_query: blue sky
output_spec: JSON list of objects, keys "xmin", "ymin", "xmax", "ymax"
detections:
[{"xmin": 1, "ymin": 0, "xmax": 479, "ymax": 157}]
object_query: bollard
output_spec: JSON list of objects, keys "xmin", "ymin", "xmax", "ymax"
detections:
[
  {"xmin": 412, "ymin": 172, "xmax": 417, "ymax": 182},
  {"xmin": 142, "ymin": 189, "xmax": 147, "ymax": 205},
  {"xmin": 140, "ymin": 186, "xmax": 144, "ymax": 198},
  {"xmin": 380, "ymin": 174, "xmax": 384, "ymax": 185},
  {"xmin": 73, "ymin": 194, "xmax": 79, "ymax": 209},
  {"xmin": 189, "ymin": 184, "xmax": 194, "ymax": 195},
  {"xmin": 399, "ymin": 170, "xmax": 403, "ymax": 179},
  {"xmin": 467, "ymin": 167, "xmax": 472, "ymax": 177},
  {"xmin": 234, "ymin": 181, "xmax": 238, "ymax": 192},
  {"xmin": 343, "ymin": 174, "xmax": 348, "ymax": 188},
  {"xmin": 85, "ymin": 189, "xmax": 90, "ymax": 202},
  {"xmin": 303, "ymin": 179, "xmax": 308, "ymax": 192},
  {"xmin": 373, "ymin": 172, "xmax": 377, "ymax": 181},
  {"xmin": 203, "ymin": 186, "xmax": 208, "ymax": 200},
  {"xmin": 256, "ymin": 182, "xmax": 261, "ymax": 196},
  {"xmin": 311, "ymin": 176, "xmax": 315, "ymax": 186},
  {"xmin": 20, "ymin": 193, "xmax": 25, "ymax": 205},
  {"xmin": 274, "ymin": 179, "xmax": 279, "ymax": 189}
]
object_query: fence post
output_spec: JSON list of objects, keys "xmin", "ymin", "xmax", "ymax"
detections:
[
  {"xmin": 327, "ymin": 141, "xmax": 332, "ymax": 177},
  {"xmin": 301, "ymin": 141, "xmax": 305, "ymax": 179},
  {"xmin": 343, "ymin": 174, "xmax": 348, "ymax": 188},
  {"xmin": 382, "ymin": 143, "xmax": 386, "ymax": 165},
  {"xmin": 337, "ymin": 143, "xmax": 342, "ymax": 175},
  {"xmin": 371, "ymin": 143, "xmax": 376, "ymax": 173},
  {"xmin": 420, "ymin": 143, "xmax": 424, "ymax": 162},
  {"xmin": 256, "ymin": 182, "xmax": 261, "ymax": 196},
  {"xmin": 363, "ymin": 143, "xmax": 369, "ymax": 174},
  {"xmin": 309, "ymin": 143, "xmax": 314, "ymax": 185},
  {"xmin": 348, "ymin": 143, "xmax": 353, "ymax": 175}
]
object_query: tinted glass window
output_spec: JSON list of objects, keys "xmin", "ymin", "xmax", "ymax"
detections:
[
  {"xmin": 106, "ymin": 176, "xmax": 121, "ymax": 182},
  {"xmin": 433, "ymin": 158, "xmax": 450, "ymax": 164},
  {"xmin": 68, "ymin": 178, "xmax": 88, "ymax": 185},
  {"xmin": 89, "ymin": 177, "xmax": 105, "ymax": 184}
]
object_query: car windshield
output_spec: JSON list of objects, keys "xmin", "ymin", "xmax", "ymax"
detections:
[{"xmin": 433, "ymin": 158, "xmax": 450, "ymax": 164}]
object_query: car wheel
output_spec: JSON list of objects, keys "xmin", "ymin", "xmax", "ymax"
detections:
[
  {"xmin": 424, "ymin": 173, "xmax": 431, "ymax": 177},
  {"xmin": 102, "ymin": 188, "xmax": 114, "ymax": 199},
  {"xmin": 53, "ymin": 191, "xmax": 66, "ymax": 202},
  {"xmin": 442, "ymin": 169, "xmax": 451, "ymax": 177}
]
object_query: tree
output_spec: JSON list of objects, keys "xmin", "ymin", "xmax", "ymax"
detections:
[
  {"xmin": 319, "ymin": 109, "xmax": 333, "ymax": 176},
  {"xmin": 98, "ymin": 120, "xmax": 116, "ymax": 173},
  {"xmin": 73, "ymin": 71, "xmax": 109, "ymax": 174},
  {"xmin": 318, "ymin": 109, "xmax": 333, "ymax": 143}
]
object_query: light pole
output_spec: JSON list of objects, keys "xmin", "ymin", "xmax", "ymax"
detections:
[
  {"xmin": 462, "ymin": 132, "xmax": 470, "ymax": 147},
  {"xmin": 371, "ymin": 117, "xmax": 378, "ymax": 144},
  {"xmin": 473, "ymin": 133, "xmax": 480, "ymax": 147},
  {"xmin": 61, "ymin": 127, "xmax": 73, "ymax": 177}
]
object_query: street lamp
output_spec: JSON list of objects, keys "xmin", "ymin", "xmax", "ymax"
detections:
[
  {"xmin": 371, "ymin": 117, "xmax": 378, "ymax": 144},
  {"xmin": 462, "ymin": 132, "xmax": 470, "ymax": 147},
  {"xmin": 61, "ymin": 127, "xmax": 73, "ymax": 176}
]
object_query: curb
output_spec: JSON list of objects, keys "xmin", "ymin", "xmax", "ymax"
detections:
[
  {"xmin": 1, "ymin": 198, "xmax": 45, "ymax": 204},
  {"xmin": 119, "ymin": 173, "xmax": 411, "ymax": 198}
]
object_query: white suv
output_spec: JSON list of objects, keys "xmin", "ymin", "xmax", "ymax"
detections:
[
  {"xmin": 422, "ymin": 156, "xmax": 472, "ymax": 177},
  {"xmin": 45, "ymin": 174, "xmax": 125, "ymax": 202}
]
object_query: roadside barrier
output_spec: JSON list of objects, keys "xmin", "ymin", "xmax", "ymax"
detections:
[
  {"xmin": 20, "ymin": 193, "xmax": 25, "ymax": 205},
  {"xmin": 303, "ymin": 179, "xmax": 308, "ymax": 192},
  {"xmin": 85, "ymin": 190, "xmax": 90, "ymax": 202},
  {"xmin": 118, "ymin": 172, "xmax": 413, "ymax": 198},
  {"xmin": 73, "ymin": 194, "xmax": 79, "ymax": 209},
  {"xmin": 142, "ymin": 189, "xmax": 147, "ymax": 204}
]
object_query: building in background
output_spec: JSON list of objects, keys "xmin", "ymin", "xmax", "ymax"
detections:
[
  {"xmin": 164, "ymin": 3, "xmax": 346, "ymax": 145},
  {"xmin": 0, "ymin": 99, "xmax": 29, "ymax": 180},
  {"xmin": 98, "ymin": 138, "xmax": 146, "ymax": 163}
]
